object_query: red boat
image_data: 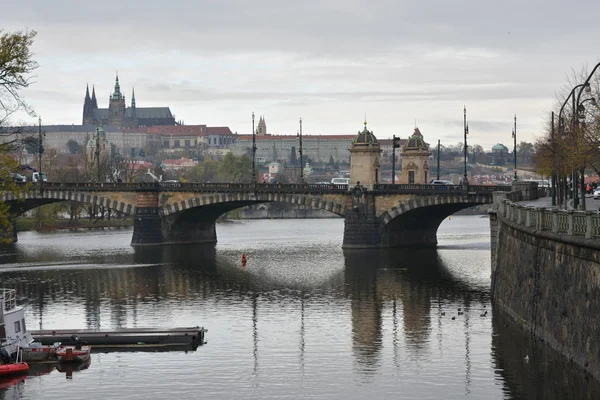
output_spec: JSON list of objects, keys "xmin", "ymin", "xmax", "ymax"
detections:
[
  {"xmin": 0, "ymin": 362, "xmax": 29, "ymax": 377},
  {"xmin": 55, "ymin": 345, "xmax": 91, "ymax": 363}
]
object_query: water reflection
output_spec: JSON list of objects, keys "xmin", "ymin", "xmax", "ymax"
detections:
[{"xmin": 0, "ymin": 226, "xmax": 598, "ymax": 399}]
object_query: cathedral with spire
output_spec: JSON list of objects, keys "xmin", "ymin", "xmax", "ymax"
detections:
[{"xmin": 82, "ymin": 72, "xmax": 176, "ymax": 128}]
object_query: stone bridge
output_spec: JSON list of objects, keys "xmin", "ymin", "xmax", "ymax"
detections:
[{"xmin": 1, "ymin": 182, "xmax": 510, "ymax": 248}]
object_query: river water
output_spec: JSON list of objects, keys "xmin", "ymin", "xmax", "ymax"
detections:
[{"xmin": 0, "ymin": 216, "xmax": 598, "ymax": 399}]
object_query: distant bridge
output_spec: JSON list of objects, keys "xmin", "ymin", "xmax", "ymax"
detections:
[{"xmin": 1, "ymin": 182, "xmax": 510, "ymax": 248}]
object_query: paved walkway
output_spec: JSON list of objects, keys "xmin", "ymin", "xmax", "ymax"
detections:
[{"xmin": 517, "ymin": 194, "xmax": 597, "ymax": 211}]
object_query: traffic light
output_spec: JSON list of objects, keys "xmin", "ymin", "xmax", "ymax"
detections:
[{"xmin": 393, "ymin": 135, "xmax": 401, "ymax": 148}]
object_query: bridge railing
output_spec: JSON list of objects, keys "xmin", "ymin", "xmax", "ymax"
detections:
[
  {"xmin": 498, "ymin": 199, "xmax": 600, "ymax": 239},
  {"xmin": 373, "ymin": 184, "xmax": 511, "ymax": 194},
  {"xmin": 37, "ymin": 182, "xmax": 351, "ymax": 193},
  {"xmin": 35, "ymin": 182, "xmax": 512, "ymax": 195}
]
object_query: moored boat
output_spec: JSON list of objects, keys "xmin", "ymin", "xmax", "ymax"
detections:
[
  {"xmin": 56, "ymin": 345, "xmax": 91, "ymax": 363},
  {"xmin": 1, "ymin": 288, "xmax": 59, "ymax": 362},
  {"xmin": 0, "ymin": 362, "xmax": 29, "ymax": 377}
]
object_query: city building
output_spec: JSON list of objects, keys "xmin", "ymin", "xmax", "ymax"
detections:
[
  {"xmin": 230, "ymin": 133, "xmax": 355, "ymax": 165},
  {"xmin": 399, "ymin": 128, "xmax": 431, "ymax": 184},
  {"xmin": 82, "ymin": 73, "xmax": 176, "ymax": 128}
]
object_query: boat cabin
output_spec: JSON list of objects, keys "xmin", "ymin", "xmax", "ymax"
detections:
[{"xmin": 0, "ymin": 289, "xmax": 33, "ymax": 356}]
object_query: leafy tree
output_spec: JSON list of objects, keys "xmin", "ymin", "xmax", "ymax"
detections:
[
  {"xmin": 328, "ymin": 155, "xmax": 334, "ymax": 166},
  {"xmin": 0, "ymin": 29, "xmax": 38, "ymax": 125},
  {"xmin": 66, "ymin": 139, "xmax": 79, "ymax": 154},
  {"xmin": 0, "ymin": 29, "xmax": 38, "ymax": 242},
  {"xmin": 217, "ymin": 153, "xmax": 253, "ymax": 182},
  {"xmin": 517, "ymin": 141, "xmax": 534, "ymax": 165}
]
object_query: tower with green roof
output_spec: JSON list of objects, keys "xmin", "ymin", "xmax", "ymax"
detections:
[
  {"xmin": 109, "ymin": 71, "xmax": 126, "ymax": 127},
  {"xmin": 399, "ymin": 127, "xmax": 431, "ymax": 184},
  {"xmin": 349, "ymin": 120, "xmax": 382, "ymax": 187}
]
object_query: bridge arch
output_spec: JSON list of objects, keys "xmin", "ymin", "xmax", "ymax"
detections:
[
  {"xmin": 378, "ymin": 194, "xmax": 493, "ymax": 248},
  {"xmin": 159, "ymin": 192, "xmax": 345, "ymax": 217},
  {"xmin": 2, "ymin": 190, "xmax": 137, "ymax": 216},
  {"xmin": 157, "ymin": 192, "xmax": 346, "ymax": 245}
]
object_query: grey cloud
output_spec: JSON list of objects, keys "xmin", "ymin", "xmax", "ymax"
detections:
[{"xmin": 5, "ymin": 0, "xmax": 600, "ymax": 147}]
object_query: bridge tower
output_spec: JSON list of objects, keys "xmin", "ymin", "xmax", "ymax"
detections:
[
  {"xmin": 344, "ymin": 121, "xmax": 382, "ymax": 249},
  {"xmin": 349, "ymin": 121, "xmax": 381, "ymax": 188},
  {"xmin": 399, "ymin": 127, "xmax": 431, "ymax": 184}
]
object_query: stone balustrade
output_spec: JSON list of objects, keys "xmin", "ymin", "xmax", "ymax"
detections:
[{"xmin": 498, "ymin": 199, "xmax": 600, "ymax": 240}]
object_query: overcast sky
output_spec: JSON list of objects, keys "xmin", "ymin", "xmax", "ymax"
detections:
[{"xmin": 5, "ymin": 0, "xmax": 600, "ymax": 149}]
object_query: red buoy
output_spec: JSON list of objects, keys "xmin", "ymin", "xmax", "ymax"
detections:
[{"xmin": 242, "ymin": 254, "xmax": 247, "ymax": 262}]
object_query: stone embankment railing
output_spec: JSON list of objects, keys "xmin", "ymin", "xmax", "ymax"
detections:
[{"xmin": 497, "ymin": 198, "xmax": 600, "ymax": 240}]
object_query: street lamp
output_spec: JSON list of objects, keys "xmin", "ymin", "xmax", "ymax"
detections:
[
  {"xmin": 573, "ymin": 63, "xmax": 600, "ymax": 210},
  {"xmin": 95, "ymin": 126, "xmax": 101, "ymax": 182},
  {"xmin": 512, "ymin": 114, "xmax": 517, "ymax": 182},
  {"xmin": 463, "ymin": 106, "xmax": 469, "ymax": 184},
  {"xmin": 392, "ymin": 135, "xmax": 400, "ymax": 184},
  {"xmin": 37, "ymin": 117, "xmax": 45, "ymax": 185},
  {"xmin": 252, "ymin": 112, "xmax": 257, "ymax": 183},
  {"xmin": 298, "ymin": 118, "xmax": 304, "ymax": 183},
  {"xmin": 558, "ymin": 83, "xmax": 587, "ymax": 209},
  {"xmin": 437, "ymin": 139, "xmax": 441, "ymax": 181}
]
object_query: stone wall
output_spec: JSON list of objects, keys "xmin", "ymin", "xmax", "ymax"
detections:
[{"xmin": 490, "ymin": 199, "xmax": 600, "ymax": 381}]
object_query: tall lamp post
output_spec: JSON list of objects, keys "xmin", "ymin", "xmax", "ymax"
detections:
[
  {"xmin": 574, "ymin": 61, "xmax": 600, "ymax": 211},
  {"xmin": 551, "ymin": 111, "xmax": 556, "ymax": 206},
  {"xmin": 463, "ymin": 106, "xmax": 469, "ymax": 184},
  {"xmin": 392, "ymin": 135, "xmax": 400, "ymax": 184},
  {"xmin": 95, "ymin": 126, "xmax": 101, "ymax": 182},
  {"xmin": 37, "ymin": 117, "xmax": 44, "ymax": 184},
  {"xmin": 558, "ymin": 83, "xmax": 589, "ymax": 208},
  {"xmin": 512, "ymin": 114, "xmax": 517, "ymax": 182},
  {"xmin": 298, "ymin": 118, "xmax": 304, "ymax": 183},
  {"xmin": 251, "ymin": 112, "xmax": 256, "ymax": 183},
  {"xmin": 436, "ymin": 139, "xmax": 440, "ymax": 181}
]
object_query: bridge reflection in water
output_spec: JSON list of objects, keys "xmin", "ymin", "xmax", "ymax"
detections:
[{"xmin": 0, "ymin": 243, "xmax": 598, "ymax": 398}]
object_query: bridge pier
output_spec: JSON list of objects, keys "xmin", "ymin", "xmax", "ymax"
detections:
[
  {"xmin": 131, "ymin": 190, "xmax": 163, "ymax": 246},
  {"xmin": 342, "ymin": 193, "xmax": 382, "ymax": 249},
  {"xmin": 130, "ymin": 187, "xmax": 219, "ymax": 247}
]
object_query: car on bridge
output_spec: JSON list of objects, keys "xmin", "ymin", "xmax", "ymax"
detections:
[
  {"xmin": 430, "ymin": 180, "xmax": 454, "ymax": 185},
  {"xmin": 594, "ymin": 187, "xmax": 600, "ymax": 200},
  {"xmin": 331, "ymin": 178, "xmax": 350, "ymax": 186}
]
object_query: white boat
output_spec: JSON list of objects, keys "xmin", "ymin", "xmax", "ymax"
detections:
[{"xmin": 1, "ymin": 288, "xmax": 59, "ymax": 362}]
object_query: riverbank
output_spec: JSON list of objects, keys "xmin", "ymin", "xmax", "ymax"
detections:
[{"xmin": 16, "ymin": 218, "xmax": 133, "ymax": 232}]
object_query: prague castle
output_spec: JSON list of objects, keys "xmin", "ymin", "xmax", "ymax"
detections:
[{"xmin": 82, "ymin": 73, "xmax": 176, "ymax": 128}]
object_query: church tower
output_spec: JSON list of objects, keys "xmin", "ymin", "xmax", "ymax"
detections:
[
  {"xmin": 257, "ymin": 116, "xmax": 267, "ymax": 136},
  {"xmin": 399, "ymin": 127, "xmax": 431, "ymax": 184},
  {"xmin": 82, "ymin": 84, "xmax": 92, "ymax": 124},
  {"xmin": 129, "ymin": 87, "xmax": 138, "ymax": 128},
  {"xmin": 91, "ymin": 85, "xmax": 98, "ymax": 109},
  {"xmin": 108, "ymin": 72, "xmax": 126, "ymax": 127}
]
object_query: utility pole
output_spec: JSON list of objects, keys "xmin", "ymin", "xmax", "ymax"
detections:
[
  {"xmin": 551, "ymin": 111, "xmax": 556, "ymax": 206},
  {"xmin": 298, "ymin": 118, "xmax": 304, "ymax": 183},
  {"xmin": 463, "ymin": 106, "xmax": 469, "ymax": 184},
  {"xmin": 96, "ymin": 126, "xmax": 101, "ymax": 182},
  {"xmin": 512, "ymin": 114, "xmax": 517, "ymax": 182},
  {"xmin": 437, "ymin": 139, "xmax": 440, "ymax": 181},
  {"xmin": 38, "ymin": 117, "xmax": 43, "ymax": 180},
  {"xmin": 251, "ymin": 112, "xmax": 256, "ymax": 183},
  {"xmin": 392, "ymin": 135, "xmax": 400, "ymax": 184}
]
